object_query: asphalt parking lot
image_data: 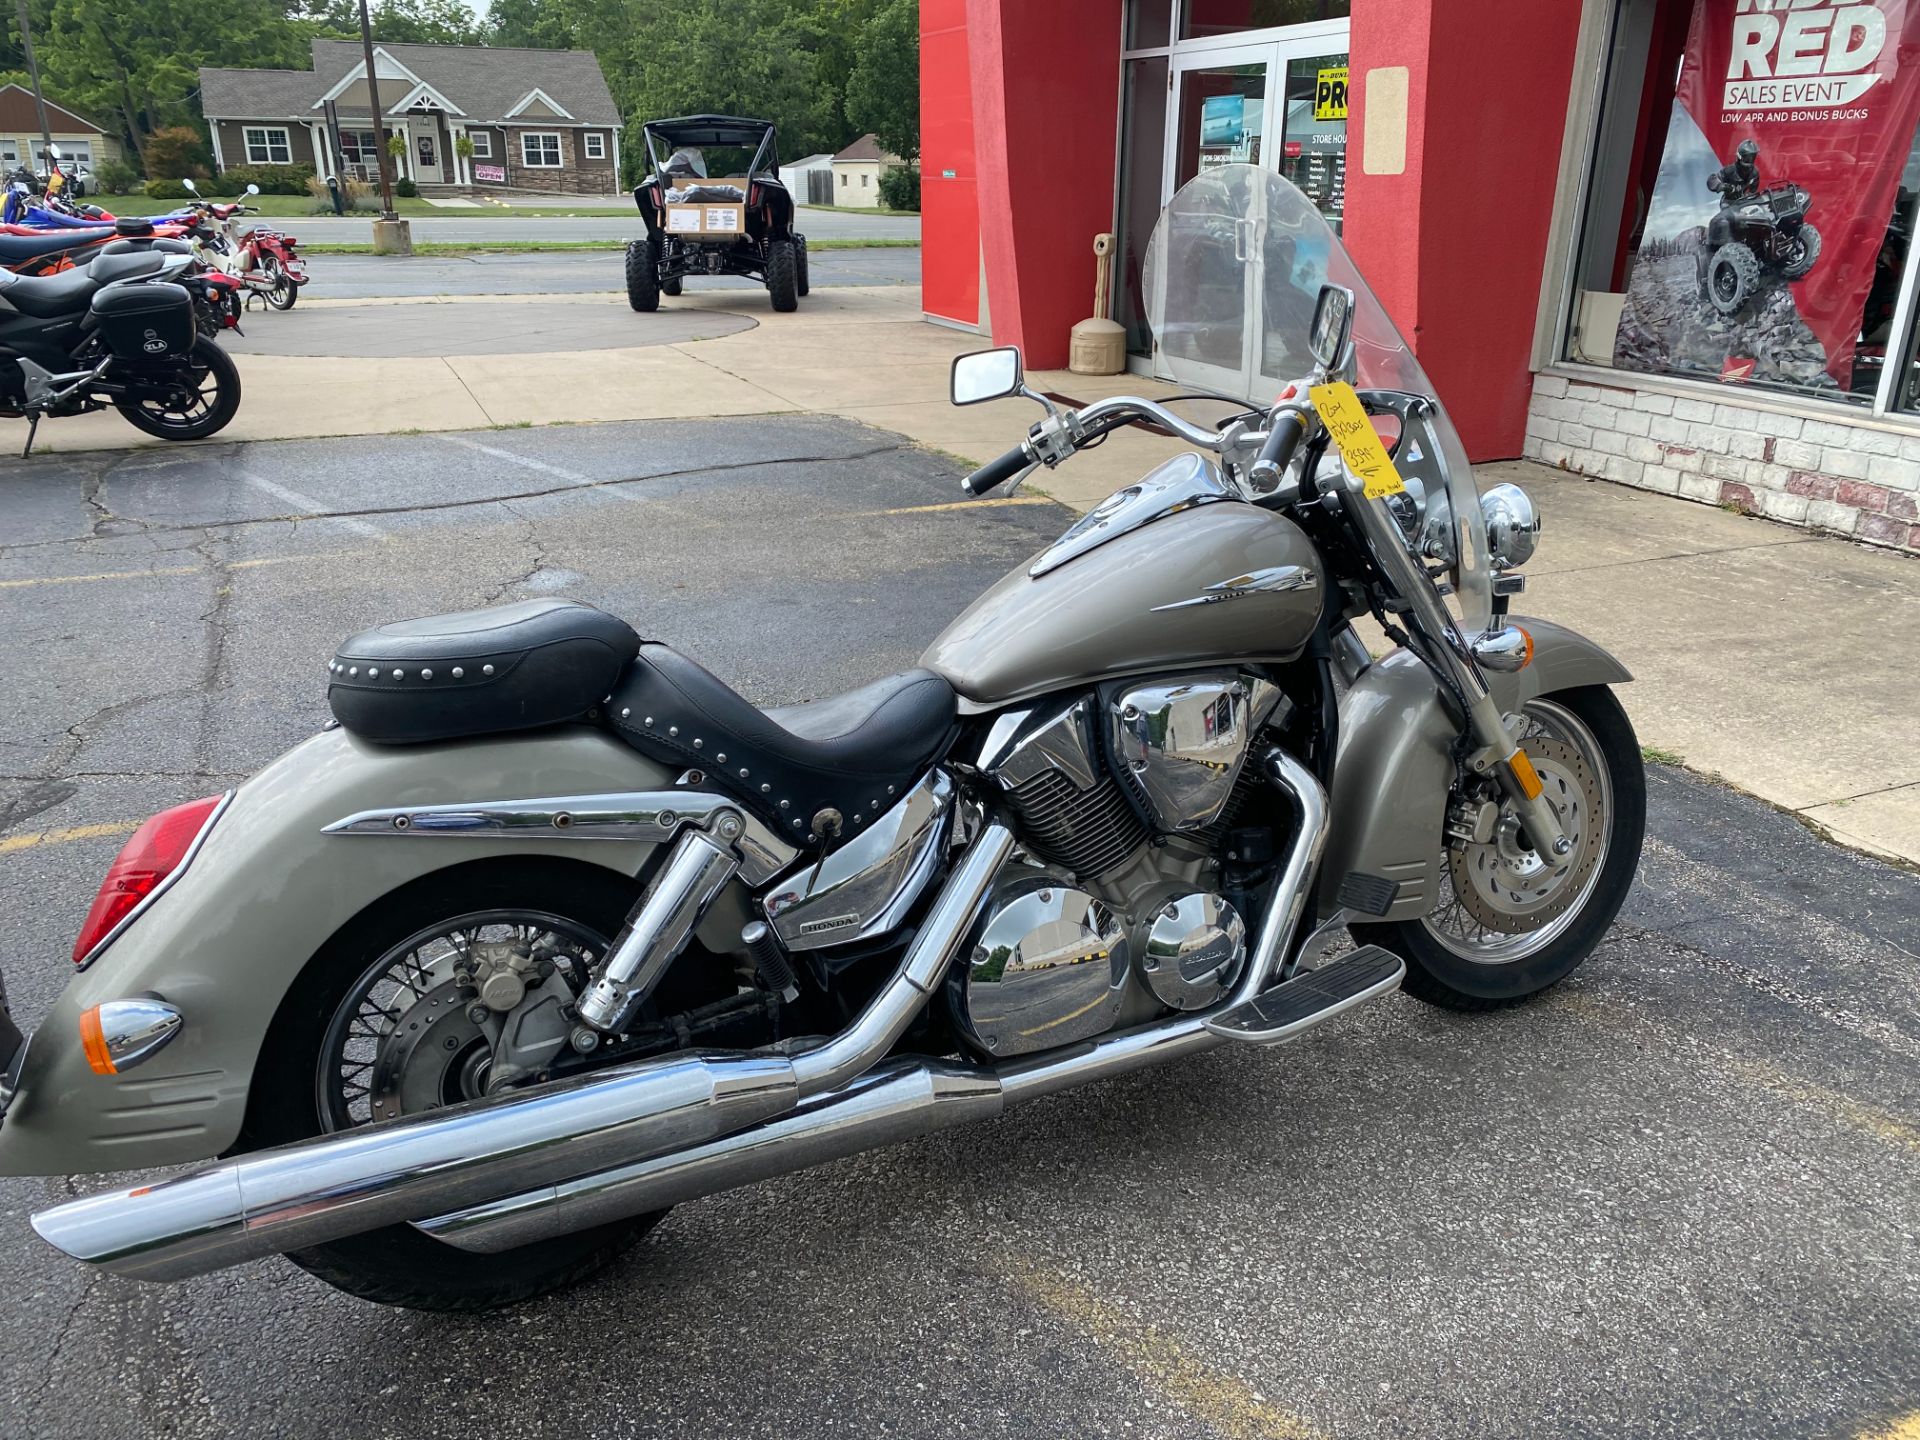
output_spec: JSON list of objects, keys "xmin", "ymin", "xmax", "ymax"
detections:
[
  {"xmin": 0, "ymin": 417, "xmax": 1916, "ymax": 1440},
  {"xmin": 300, "ymin": 245, "xmax": 921, "ymax": 299}
]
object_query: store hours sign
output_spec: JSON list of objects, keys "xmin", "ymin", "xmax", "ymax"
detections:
[{"xmin": 1614, "ymin": 0, "xmax": 1920, "ymax": 393}]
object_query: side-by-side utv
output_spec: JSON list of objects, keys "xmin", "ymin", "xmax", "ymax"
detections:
[{"xmin": 626, "ymin": 115, "xmax": 809, "ymax": 313}]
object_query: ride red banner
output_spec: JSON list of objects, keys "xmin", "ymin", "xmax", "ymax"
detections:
[{"xmin": 1615, "ymin": 0, "xmax": 1920, "ymax": 393}]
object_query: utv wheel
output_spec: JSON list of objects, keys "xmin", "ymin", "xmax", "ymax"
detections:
[
  {"xmin": 113, "ymin": 338, "xmax": 242, "ymax": 443},
  {"xmin": 1352, "ymin": 687, "xmax": 1645, "ymax": 1012},
  {"xmin": 766, "ymin": 239, "xmax": 800, "ymax": 312},
  {"xmin": 1706, "ymin": 242, "xmax": 1761, "ymax": 315},
  {"xmin": 245, "ymin": 860, "xmax": 671, "ymax": 1312},
  {"xmin": 1781, "ymin": 223, "xmax": 1822, "ymax": 281},
  {"xmin": 626, "ymin": 237, "xmax": 660, "ymax": 312},
  {"xmin": 794, "ymin": 234, "xmax": 810, "ymax": 297},
  {"xmin": 662, "ymin": 275, "xmax": 683, "ymax": 296}
]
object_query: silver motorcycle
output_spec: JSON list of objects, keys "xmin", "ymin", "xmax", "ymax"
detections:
[{"xmin": 0, "ymin": 168, "xmax": 1643, "ymax": 1310}]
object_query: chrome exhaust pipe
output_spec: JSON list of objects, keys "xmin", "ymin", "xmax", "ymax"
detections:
[
  {"xmin": 419, "ymin": 753, "xmax": 1332, "ymax": 1256},
  {"xmin": 30, "ymin": 822, "xmax": 1017, "ymax": 1282}
]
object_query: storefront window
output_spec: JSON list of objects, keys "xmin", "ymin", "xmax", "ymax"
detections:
[
  {"xmin": 1117, "ymin": 55, "xmax": 1171, "ymax": 355},
  {"xmin": 1174, "ymin": 62, "xmax": 1267, "ymax": 188},
  {"xmin": 1568, "ymin": 0, "xmax": 1920, "ymax": 409},
  {"xmin": 1128, "ymin": 0, "xmax": 1176, "ymax": 49},
  {"xmin": 1181, "ymin": 0, "xmax": 1349, "ymax": 40},
  {"xmin": 1279, "ymin": 52, "xmax": 1347, "ymax": 233}
]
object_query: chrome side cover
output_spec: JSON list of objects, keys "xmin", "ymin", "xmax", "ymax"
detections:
[
  {"xmin": 762, "ymin": 771, "xmax": 954, "ymax": 952},
  {"xmin": 951, "ymin": 875, "xmax": 1128, "ymax": 1057},
  {"xmin": 1027, "ymin": 452, "xmax": 1232, "ymax": 579},
  {"xmin": 1108, "ymin": 674, "xmax": 1282, "ymax": 831}
]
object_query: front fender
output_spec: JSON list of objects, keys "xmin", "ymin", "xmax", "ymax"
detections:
[
  {"xmin": 0, "ymin": 726, "xmax": 679, "ymax": 1177},
  {"xmin": 1318, "ymin": 616, "xmax": 1631, "ymax": 922}
]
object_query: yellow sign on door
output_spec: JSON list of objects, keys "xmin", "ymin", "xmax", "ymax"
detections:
[
  {"xmin": 1314, "ymin": 66, "xmax": 1350, "ymax": 122},
  {"xmin": 1309, "ymin": 382, "xmax": 1406, "ymax": 499}
]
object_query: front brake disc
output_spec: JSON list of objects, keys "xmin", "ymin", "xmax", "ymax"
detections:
[{"xmin": 1448, "ymin": 735, "xmax": 1605, "ymax": 933}]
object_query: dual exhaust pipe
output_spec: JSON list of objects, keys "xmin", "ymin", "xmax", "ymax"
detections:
[{"xmin": 34, "ymin": 753, "xmax": 1332, "ymax": 1281}]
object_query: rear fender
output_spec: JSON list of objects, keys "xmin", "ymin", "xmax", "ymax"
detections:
[
  {"xmin": 0, "ymin": 726, "xmax": 687, "ymax": 1177},
  {"xmin": 1318, "ymin": 617, "xmax": 1631, "ymax": 922}
]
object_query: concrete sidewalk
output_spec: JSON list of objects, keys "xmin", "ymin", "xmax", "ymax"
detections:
[{"xmin": 5, "ymin": 284, "xmax": 1914, "ymax": 862}]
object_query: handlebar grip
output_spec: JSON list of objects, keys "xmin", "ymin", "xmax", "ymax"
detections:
[
  {"xmin": 962, "ymin": 442, "xmax": 1033, "ymax": 497},
  {"xmin": 1249, "ymin": 410, "xmax": 1308, "ymax": 489}
]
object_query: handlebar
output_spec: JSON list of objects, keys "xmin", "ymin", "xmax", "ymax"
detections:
[
  {"xmin": 962, "ymin": 442, "xmax": 1034, "ymax": 497},
  {"xmin": 1249, "ymin": 408, "xmax": 1308, "ymax": 490}
]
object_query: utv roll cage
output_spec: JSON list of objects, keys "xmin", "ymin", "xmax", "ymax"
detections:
[{"xmin": 640, "ymin": 116, "xmax": 781, "ymax": 186}]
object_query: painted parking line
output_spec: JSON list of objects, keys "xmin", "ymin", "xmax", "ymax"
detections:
[
  {"xmin": 1008, "ymin": 1261, "xmax": 1325, "ymax": 1440},
  {"xmin": 845, "ymin": 496, "xmax": 1057, "ymax": 518},
  {"xmin": 241, "ymin": 472, "xmax": 386, "ymax": 539},
  {"xmin": 0, "ymin": 549, "xmax": 377, "ymax": 591},
  {"xmin": 0, "ymin": 820, "xmax": 139, "ymax": 856},
  {"xmin": 1859, "ymin": 1413, "xmax": 1920, "ymax": 1440}
]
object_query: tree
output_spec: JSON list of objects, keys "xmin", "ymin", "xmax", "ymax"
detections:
[
  {"xmin": 300, "ymin": 0, "xmax": 482, "ymax": 44},
  {"xmin": 144, "ymin": 124, "xmax": 211, "ymax": 179},
  {"xmin": 845, "ymin": 0, "xmax": 917, "ymax": 161},
  {"xmin": 487, "ymin": 0, "xmax": 582, "ymax": 49}
]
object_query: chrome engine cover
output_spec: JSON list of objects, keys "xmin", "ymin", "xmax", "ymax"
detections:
[
  {"xmin": 1140, "ymin": 892, "xmax": 1246, "ymax": 1010},
  {"xmin": 950, "ymin": 869, "xmax": 1128, "ymax": 1057},
  {"xmin": 1107, "ymin": 673, "xmax": 1282, "ymax": 833}
]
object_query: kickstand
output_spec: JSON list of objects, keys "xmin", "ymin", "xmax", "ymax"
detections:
[{"xmin": 20, "ymin": 413, "xmax": 39, "ymax": 458}]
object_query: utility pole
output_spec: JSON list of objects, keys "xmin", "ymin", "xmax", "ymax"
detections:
[
  {"xmin": 356, "ymin": 0, "xmax": 397, "ymax": 221},
  {"xmin": 15, "ymin": 0, "xmax": 54, "ymax": 173}
]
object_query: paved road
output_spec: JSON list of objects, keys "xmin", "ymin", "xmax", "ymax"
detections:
[
  {"xmin": 293, "ymin": 209, "xmax": 921, "ymax": 243},
  {"xmin": 299, "ymin": 246, "xmax": 920, "ymax": 299},
  {"xmin": 0, "ymin": 419, "xmax": 1916, "ymax": 1440}
]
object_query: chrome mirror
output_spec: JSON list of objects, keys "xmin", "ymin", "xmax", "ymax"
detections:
[
  {"xmin": 45, "ymin": 143, "xmax": 61, "ymax": 160},
  {"xmin": 245, "ymin": 183, "xmax": 260, "ymax": 196},
  {"xmin": 950, "ymin": 347, "xmax": 1024, "ymax": 406},
  {"xmin": 182, "ymin": 177, "xmax": 199, "ymax": 194},
  {"xmin": 1309, "ymin": 284, "xmax": 1355, "ymax": 373}
]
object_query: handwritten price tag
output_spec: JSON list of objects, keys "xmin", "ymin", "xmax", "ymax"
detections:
[{"xmin": 1309, "ymin": 382, "xmax": 1406, "ymax": 499}]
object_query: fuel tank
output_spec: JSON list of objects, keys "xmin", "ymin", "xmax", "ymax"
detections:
[{"xmin": 922, "ymin": 458, "xmax": 1325, "ymax": 709}]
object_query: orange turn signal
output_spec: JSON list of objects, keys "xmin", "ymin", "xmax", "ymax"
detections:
[
  {"xmin": 78, "ymin": 1005, "xmax": 115, "ymax": 1075},
  {"xmin": 1507, "ymin": 749, "xmax": 1545, "ymax": 801}
]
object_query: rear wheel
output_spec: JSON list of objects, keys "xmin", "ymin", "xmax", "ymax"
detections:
[
  {"xmin": 246, "ymin": 862, "xmax": 669, "ymax": 1312},
  {"xmin": 794, "ymin": 234, "xmax": 810, "ymax": 297},
  {"xmin": 626, "ymin": 236, "xmax": 660, "ymax": 312},
  {"xmin": 1781, "ymin": 223, "xmax": 1822, "ymax": 281},
  {"xmin": 112, "ymin": 338, "xmax": 242, "ymax": 442},
  {"xmin": 262, "ymin": 256, "xmax": 297, "ymax": 310},
  {"xmin": 1353, "ymin": 687, "xmax": 1645, "ymax": 1011},
  {"xmin": 662, "ymin": 275, "xmax": 683, "ymax": 296},
  {"xmin": 766, "ymin": 239, "xmax": 799, "ymax": 312}
]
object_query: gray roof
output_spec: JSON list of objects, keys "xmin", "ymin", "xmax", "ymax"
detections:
[
  {"xmin": 201, "ymin": 40, "xmax": 621, "ymax": 126},
  {"xmin": 835, "ymin": 133, "xmax": 901, "ymax": 164}
]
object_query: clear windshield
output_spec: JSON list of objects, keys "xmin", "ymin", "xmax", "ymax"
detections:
[{"xmin": 1143, "ymin": 164, "xmax": 1490, "ymax": 627}]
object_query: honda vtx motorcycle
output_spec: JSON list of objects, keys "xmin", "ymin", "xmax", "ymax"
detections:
[
  {"xmin": 0, "ymin": 242, "xmax": 242, "ymax": 454},
  {"xmin": 0, "ymin": 168, "xmax": 1643, "ymax": 1312}
]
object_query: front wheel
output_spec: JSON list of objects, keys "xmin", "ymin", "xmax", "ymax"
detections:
[
  {"xmin": 766, "ymin": 239, "xmax": 799, "ymax": 312},
  {"xmin": 112, "ymin": 339, "xmax": 242, "ymax": 442},
  {"xmin": 794, "ymin": 234, "xmax": 810, "ymax": 297},
  {"xmin": 263, "ymin": 257, "xmax": 297, "ymax": 310},
  {"xmin": 1781, "ymin": 223, "xmax": 1822, "ymax": 281},
  {"xmin": 1353, "ymin": 686, "xmax": 1645, "ymax": 1011},
  {"xmin": 625, "ymin": 236, "xmax": 660, "ymax": 312}
]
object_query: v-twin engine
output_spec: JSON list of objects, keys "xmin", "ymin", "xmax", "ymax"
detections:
[{"xmin": 956, "ymin": 673, "xmax": 1288, "ymax": 1056}]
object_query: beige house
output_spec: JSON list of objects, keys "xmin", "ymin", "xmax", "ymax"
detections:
[
  {"xmin": 199, "ymin": 40, "xmax": 623, "ymax": 194},
  {"xmin": 830, "ymin": 133, "xmax": 902, "ymax": 208},
  {"xmin": 0, "ymin": 85, "xmax": 124, "ymax": 173}
]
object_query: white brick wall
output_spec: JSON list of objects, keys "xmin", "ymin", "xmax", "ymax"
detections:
[{"xmin": 1523, "ymin": 375, "xmax": 1920, "ymax": 555}]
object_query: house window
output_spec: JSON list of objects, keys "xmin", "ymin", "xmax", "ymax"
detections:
[
  {"xmin": 244, "ymin": 126, "xmax": 293, "ymax": 165},
  {"xmin": 338, "ymin": 129, "xmax": 379, "ymax": 169},
  {"xmin": 839, "ymin": 172, "xmax": 847, "ymax": 186},
  {"xmin": 521, "ymin": 131, "xmax": 562, "ymax": 168},
  {"xmin": 584, "ymin": 132, "xmax": 606, "ymax": 159},
  {"xmin": 861, "ymin": 172, "xmax": 870, "ymax": 187},
  {"xmin": 469, "ymin": 130, "xmax": 492, "ymax": 158},
  {"xmin": 35, "ymin": 143, "xmax": 90, "ymax": 167}
]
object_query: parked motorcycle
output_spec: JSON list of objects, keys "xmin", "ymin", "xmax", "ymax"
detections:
[
  {"xmin": 0, "ymin": 167, "xmax": 1643, "ymax": 1313},
  {"xmin": 180, "ymin": 179, "xmax": 305, "ymax": 311},
  {"xmin": 0, "ymin": 244, "xmax": 242, "ymax": 454}
]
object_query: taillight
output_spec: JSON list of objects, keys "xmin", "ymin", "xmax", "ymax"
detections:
[{"xmin": 72, "ymin": 794, "xmax": 229, "ymax": 967}]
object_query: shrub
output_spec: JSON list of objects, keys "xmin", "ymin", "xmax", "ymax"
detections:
[
  {"xmin": 218, "ymin": 162, "xmax": 315, "ymax": 196},
  {"xmin": 143, "ymin": 126, "xmax": 211, "ymax": 182},
  {"xmin": 394, "ymin": 177, "xmax": 418, "ymax": 198},
  {"xmin": 878, "ymin": 165, "xmax": 919, "ymax": 212},
  {"xmin": 94, "ymin": 159, "xmax": 139, "ymax": 195},
  {"xmin": 144, "ymin": 177, "xmax": 195, "ymax": 200},
  {"xmin": 307, "ymin": 174, "xmax": 377, "ymax": 213}
]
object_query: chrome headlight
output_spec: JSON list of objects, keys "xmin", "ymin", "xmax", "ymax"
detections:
[{"xmin": 1481, "ymin": 483, "xmax": 1541, "ymax": 569}]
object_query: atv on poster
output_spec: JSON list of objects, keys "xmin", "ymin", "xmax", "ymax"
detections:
[{"xmin": 1614, "ymin": 0, "xmax": 1920, "ymax": 394}]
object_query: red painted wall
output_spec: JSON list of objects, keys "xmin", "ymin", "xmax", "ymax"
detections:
[
  {"xmin": 1346, "ymin": 0, "xmax": 1584, "ymax": 460},
  {"xmin": 964, "ymin": 0, "xmax": 1122, "ymax": 367},
  {"xmin": 920, "ymin": 0, "xmax": 980, "ymax": 326}
]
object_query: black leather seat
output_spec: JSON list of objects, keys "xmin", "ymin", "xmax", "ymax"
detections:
[
  {"xmin": 327, "ymin": 600, "xmax": 640, "ymax": 743},
  {"xmin": 0, "ymin": 229, "xmax": 108, "ymax": 265},
  {"xmin": 0, "ymin": 263, "xmax": 101, "ymax": 317},
  {"xmin": 608, "ymin": 644, "xmax": 958, "ymax": 843}
]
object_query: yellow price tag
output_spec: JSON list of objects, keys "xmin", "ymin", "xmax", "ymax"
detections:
[{"xmin": 1309, "ymin": 381, "xmax": 1406, "ymax": 500}]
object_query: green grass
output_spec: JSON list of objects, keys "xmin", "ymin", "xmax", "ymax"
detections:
[
  {"xmin": 88, "ymin": 191, "xmax": 638, "ymax": 220},
  {"xmin": 798, "ymin": 203, "xmax": 919, "ymax": 218},
  {"xmin": 1641, "ymin": 745, "xmax": 1686, "ymax": 767},
  {"xmin": 302, "ymin": 237, "xmax": 918, "ymax": 255}
]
